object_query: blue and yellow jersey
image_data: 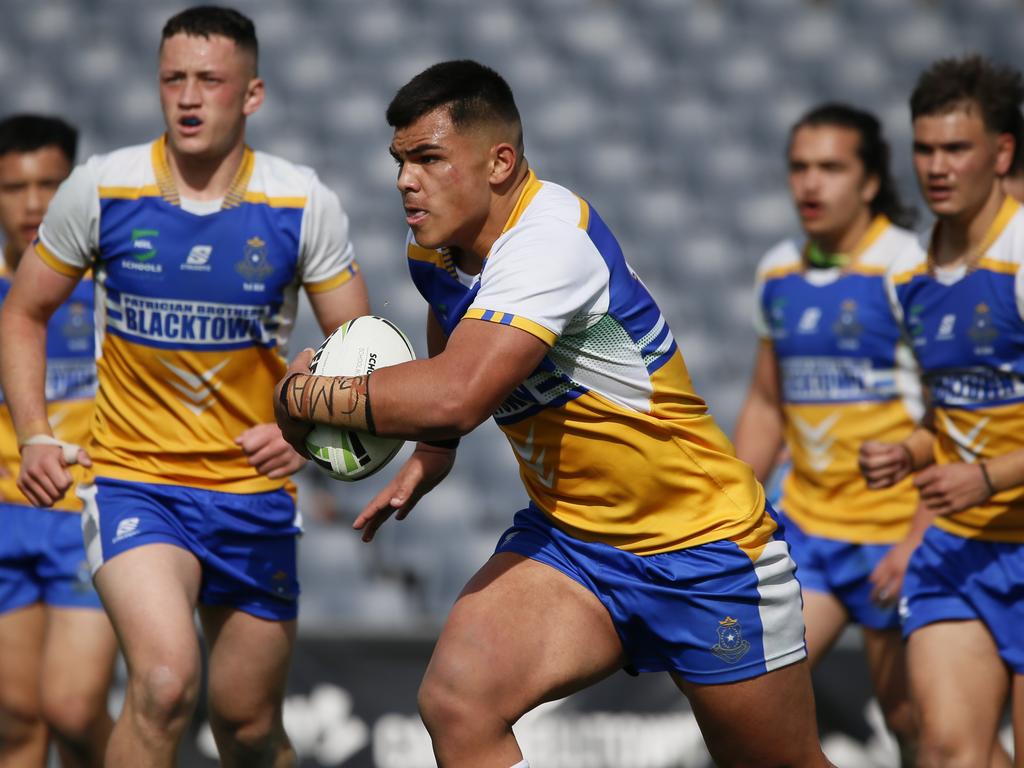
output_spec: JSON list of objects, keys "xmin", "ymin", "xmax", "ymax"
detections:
[
  {"xmin": 409, "ymin": 171, "xmax": 770, "ymax": 556},
  {"xmin": 0, "ymin": 266, "xmax": 95, "ymax": 510},
  {"xmin": 753, "ymin": 217, "xmax": 924, "ymax": 543},
  {"xmin": 890, "ymin": 196, "xmax": 1024, "ymax": 542},
  {"xmin": 34, "ymin": 137, "xmax": 359, "ymax": 493}
]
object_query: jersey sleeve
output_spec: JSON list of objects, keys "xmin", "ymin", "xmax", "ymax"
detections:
[
  {"xmin": 34, "ymin": 162, "xmax": 99, "ymax": 277},
  {"xmin": 297, "ymin": 176, "xmax": 359, "ymax": 294},
  {"xmin": 466, "ymin": 220, "xmax": 608, "ymax": 346}
]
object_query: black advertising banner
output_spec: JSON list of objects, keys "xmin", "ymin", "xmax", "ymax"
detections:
[{"xmin": 174, "ymin": 633, "xmax": 915, "ymax": 767}]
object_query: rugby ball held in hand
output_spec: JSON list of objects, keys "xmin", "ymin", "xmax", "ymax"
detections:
[{"xmin": 305, "ymin": 315, "xmax": 415, "ymax": 481}]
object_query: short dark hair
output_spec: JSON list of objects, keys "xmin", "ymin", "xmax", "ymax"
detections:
[
  {"xmin": 161, "ymin": 6, "xmax": 258, "ymax": 67},
  {"xmin": 910, "ymin": 54, "xmax": 1024, "ymax": 168},
  {"xmin": 791, "ymin": 102, "xmax": 916, "ymax": 229},
  {"xmin": 386, "ymin": 60, "xmax": 522, "ymax": 147},
  {"xmin": 0, "ymin": 114, "xmax": 77, "ymax": 164}
]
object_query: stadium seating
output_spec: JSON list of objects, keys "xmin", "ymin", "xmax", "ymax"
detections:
[{"xmin": 3, "ymin": 0, "xmax": 1014, "ymax": 628}]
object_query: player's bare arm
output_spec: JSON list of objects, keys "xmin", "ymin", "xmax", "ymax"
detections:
[
  {"xmin": 275, "ymin": 316, "xmax": 549, "ymax": 451},
  {"xmin": 236, "ymin": 276, "xmax": 371, "ymax": 477},
  {"xmin": 859, "ymin": 424, "xmax": 936, "ymax": 489},
  {"xmin": 734, "ymin": 339, "xmax": 785, "ymax": 482},
  {"xmin": 0, "ymin": 245, "xmax": 87, "ymax": 506}
]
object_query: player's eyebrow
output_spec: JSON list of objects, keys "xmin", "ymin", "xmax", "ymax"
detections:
[{"xmin": 391, "ymin": 142, "xmax": 444, "ymax": 158}]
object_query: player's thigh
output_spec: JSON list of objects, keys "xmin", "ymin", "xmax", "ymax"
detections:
[
  {"xmin": 423, "ymin": 552, "xmax": 624, "ymax": 723},
  {"xmin": 0, "ymin": 603, "xmax": 46, "ymax": 717},
  {"xmin": 40, "ymin": 606, "xmax": 118, "ymax": 708},
  {"xmin": 198, "ymin": 604, "xmax": 295, "ymax": 723},
  {"xmin": 1012, "ymin": 688, "xmax": 1023, "ymax": 768},
  {"xmin": 801, "ymin": 589, "xmax": 848, "ymax": 667},
  {"xmin": 908, "ymin": 621, "xmax": 1010, "ymax": 749},
  {"xmin": 674, "ymin": 659, "xmax": 825, "ymax": 767},
  {"xmin": 861, "ymin": 626, "xmax": 910, "ymax": 710},
  {"xmin": 93, "ymin": 543, "xmax": 202, "ymax": 675}
]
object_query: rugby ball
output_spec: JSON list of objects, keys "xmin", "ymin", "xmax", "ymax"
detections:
[{"xmin": 304, "ymin": 315, "xmax": 415, "ymax": 481}]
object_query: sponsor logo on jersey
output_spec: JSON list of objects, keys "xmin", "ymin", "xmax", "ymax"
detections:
[
  {"xmin": 131, "ymin": 228, "xmax": 159, "ymax": 260},
  {"xmin": 108, "ymin": 292, "xmax": 273, "ymax": 347},
  {"xmin": 779, "ymin": 356, "xmax": 896, "ymax": 402},
  {"xmin": 113, "ymin": 516, "xmax": 141, "ymax": 543},
  {"xmin": 935, "ymin": 313, "xmax": 957, "ymax": 341},
  {"xmin": 768, "ymin": 297, "xmax": 788, "ymax": 339},
  {"xmin": 923, "ymin": 367, "xmax": 1024, "ymax": 407},
  {"xmin": 796, "ymin": 306, "xmax": 822, "ymax": 335},
  {"xmin": 967, "ymin": 302, "xmax": 998, "ymax": 353},
  {"xmin": 236, "ymin": 236, "xmax": 274, "ymax": 280},
  {"xmin": 907, "ymin": 303, "xmax": 927, "ymax": 346},
  {"xmin": 832, "ymin": 299, "xmax": 863, "ymax": 350},
  {"xmin": 181, "ymin": 245, "xmax": 213, "ymax": 272},
  {"xmin": 710, "ymin": 616, "xmax": 750, "ymax": 663},
  {"xmin": 44, "ymin": 358, "xmax": 97, "ymax": 400}
]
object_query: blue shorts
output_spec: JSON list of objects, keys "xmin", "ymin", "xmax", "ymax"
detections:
[
  {"xmin": 495, "ymin": 503, "xmax": 807, "ymax": 684},
  {"xmin": 0, "ymin": 503, "xmax": 102, "ymax": 613},
  {"xmin": 80, "ymin": 478, "xmax": 300, "ymax": 621},
  {"xmin": 901, "ymin": 526, "xmax": 1024, "ymax": 674},
  {"xmin": 781, "ymin": 514, "xmax": 899, "ymax": 631}
]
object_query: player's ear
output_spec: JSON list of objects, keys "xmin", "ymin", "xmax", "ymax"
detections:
[
  {"xmin": 994, "ymin": 133, "xmax": 1015, "ymax": 177},
  {"xmin": 861, "ymin": 172, "xmax": 880, "ymax": 207},
  {"xmin": 243, "ymin": 77, "xmax": 265, "ymax": 117},
  {"xmin": 489, "ymin": 142, "xmax": 518, "ymax": 185}
]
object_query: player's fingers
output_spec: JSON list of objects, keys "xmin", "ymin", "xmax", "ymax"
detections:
[
  {"xmin": 288, "ymin": 348, "xmax": 315, "ymax": 374},
  {"xmin": 76, "ymin": 448, "xmax": 92, "ymax": 468},
  {"xmin": 361, "ymin": 508, "xmax": 396, "ymax": 543},
  {"xmin": 264, "ymin": 453, "xmax": 306, "ymax": 479}
]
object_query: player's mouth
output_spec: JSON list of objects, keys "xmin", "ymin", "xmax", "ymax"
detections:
[
  {"xmin": 20, "ymin": 222, "xmax": 41, "ymax": 241},
  {"xmin": 797, "ymin": 201, "xmax": 823, "ymax": 219},
  {"xmin": 178, "ymin": 115, "xmax": 203, "ymax": 136},
  {"xmin": 926, "ymin": 185, "xmax": 953, "ymax": 202},
  {"xmin": 404, "ymin": 207, "xmax": 428, "ymax": 226}
]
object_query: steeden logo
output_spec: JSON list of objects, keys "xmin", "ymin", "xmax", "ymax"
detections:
[{"xmin": 113, "ymin": 516, "xmax": 141, "ymax": 543}]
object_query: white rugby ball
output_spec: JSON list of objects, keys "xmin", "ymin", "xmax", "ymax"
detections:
[{"xmin": 305, "ymin": 315, "xmax": 415, "ymax": 481}]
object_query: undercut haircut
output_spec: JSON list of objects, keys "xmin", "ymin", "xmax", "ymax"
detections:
[
  {"xmin": 386, "ymin": 60, "xmax": 523, "ymax": 150},
  {"xmin": 161, "ymin": 5, "xmax": 258, "ymax": 70},
  {"xmin": 791, "ymin": 103, "xmax": 916, "ymax": 229},
  {"xmin": 0, "ymin": 114, "xmax": 77, "ymax": 164},
  {"xmin": 911, "ymin": 54, "xmax": 1024, "ymax": 169}
]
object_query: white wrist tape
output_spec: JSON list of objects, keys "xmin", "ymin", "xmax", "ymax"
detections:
[{"xmin": 20, "ymin": 434, "xmax": 82, "ymax": 465}]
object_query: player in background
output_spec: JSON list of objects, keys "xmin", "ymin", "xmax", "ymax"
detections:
[
  {"xmin": 0, "ymin": 7, "xmax": 369, "ymax": 768},
  {"xmin": 860, "ymin": 55, "xmax": 1024, "ymax": 766},
  {"xmin": 0, "ymin": 115, "xmax": 117, "ymax": 768},
  {"xmin": 734, "ymin": 103, "xmax": 924, "ymax": 761},
  {"xmin": 275, "ymin": 59, "xmax": 832, "ymax": 768}
]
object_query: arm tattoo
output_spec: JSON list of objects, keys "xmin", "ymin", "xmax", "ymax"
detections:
[{"xmin": 286, "ymin": 373, "xmax": 372, "ymax": 433}]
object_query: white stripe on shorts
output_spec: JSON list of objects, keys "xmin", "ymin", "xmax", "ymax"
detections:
[{"xmin": 754, "ymin": 539, "xmax": 807, "ymax": 671}]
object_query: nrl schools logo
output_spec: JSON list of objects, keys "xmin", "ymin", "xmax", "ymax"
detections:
[
  {"xmin": 126, "ymin": 228, "xmax": 163, "ymax": 273},
  {"xmin": 236, "ymin": 236, "xmax": 274, "ymax": 280}
]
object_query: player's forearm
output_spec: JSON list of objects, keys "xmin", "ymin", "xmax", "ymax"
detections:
[
  {"xmin": 282, "ymin": 356, "xmax": 490, "ymax": 441},
  {"xmin": 0, "ymin": 304, "xmax": 52, "ymax": 440},
  {"xmin": 734, "ymin": 394, "xmax": 785, "ymax": 482},
  {"xmin": 901, "ymin": 425, "xmax": 936, "ymax": 471},
  {"xmin": 981, "ymin": 447, "xmax": 1024, "ymax": 495}
]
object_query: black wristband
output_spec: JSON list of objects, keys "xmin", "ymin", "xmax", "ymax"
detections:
[
  {"xmin": 423, "ymin": 438, "xmax": 460, "ymax": 450},
  {"xmin": 979, "ymin": 461, "xmax": 997, "ymax": 497}
]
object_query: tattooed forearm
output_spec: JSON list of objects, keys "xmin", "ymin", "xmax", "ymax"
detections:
[{"xmin": 285, "ymin": 373, "xmax": 372, "ymax": 433}]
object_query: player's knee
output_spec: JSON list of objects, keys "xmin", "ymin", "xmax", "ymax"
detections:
[
  {"xmin": 131, "ymin": 663, "xmax": 199, "ymax": 733},
  {"xmin": 878, "ymin": 697, "xmax": 917, "ymax": 744},
  {"xmin": 0, "ymin": 704, "xmax": 46, "ymax": 750},
  {"xmin": 418, "ymin": 673, "xmax": 473, "ymax": 737},
  {"xmin": 40, "ymin": 692, "xmax": 105, "ymax": 743}
]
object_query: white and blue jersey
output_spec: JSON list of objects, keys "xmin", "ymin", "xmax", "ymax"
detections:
[{"xmin": 410, "ymin": 171, "xmax": 806, "ymax": 682}]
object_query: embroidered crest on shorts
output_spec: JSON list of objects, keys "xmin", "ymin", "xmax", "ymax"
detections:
[{"xmin": 711, "ymin": 616, "xmax": 751, "ymax": 663}]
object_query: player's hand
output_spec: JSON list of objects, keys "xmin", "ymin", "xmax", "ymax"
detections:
[
  {"xmin": 915, "ymin": 462, "xmax": 991, "ymax": 516},
  {"xmin": 869, "ymin": 535, "xmax": 917, "ymax": 607},
  {"xmin": 236, "ymin": 422, "xmax": 307, "ymax": 479},
  {"xmin": 274, "ymin": 348, "xmax": 315, "ymax": 456},
  {"xmin": 353, "ymin": 444, "xmax": 456, "ymax": 542},
  {"xmin": 17, "ymin": 443, "xmax": 90, "ymax": 507},
  {"xmin": 859, "ymin": 440, "xmax": 912, "ymax": 489}
]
